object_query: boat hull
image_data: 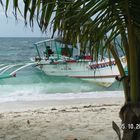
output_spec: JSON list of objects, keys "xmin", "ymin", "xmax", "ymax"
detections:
[
  {"xmin": 32, "ymin": 39, "xmax": 127, "ymax": 87},
  {"xmin": 36, "ymin": 61, "xmax": 120, "ymax": 86}
]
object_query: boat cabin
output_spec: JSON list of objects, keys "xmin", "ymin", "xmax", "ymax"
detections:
[
  {"xmin": 34, "ymin": 38, "xmax": 87, "ymax": 62},
  {"xmin": 33, "ymin": 39, "xmax": 120, "ymax": 70}
]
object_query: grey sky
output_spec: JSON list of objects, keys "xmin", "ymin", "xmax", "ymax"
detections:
[
  {"xmin": 0, "ymin": 15, "xmax": 46, "ymax": 37},
  {"xmin": 0, "ymin": 3, "xmax": 49, "ymax": 37}
]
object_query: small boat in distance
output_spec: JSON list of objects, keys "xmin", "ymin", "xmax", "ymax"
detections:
[{"xmin": 31, "ymin": 39, "xmax": 127, "ymax": 87}]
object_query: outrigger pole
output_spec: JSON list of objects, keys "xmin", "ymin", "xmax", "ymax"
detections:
[
  {"xmin": 0, "ymin": 63, "xmax": 35, "ymax": 80},
  {"xmin": 10, "ymin": 63, "xmax": 35, "ymax": 76},
  {"xmin": 0, "ymin": 74, "xmax": 16, "ymax": 79}
]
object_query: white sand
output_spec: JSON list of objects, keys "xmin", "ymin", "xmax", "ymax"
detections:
[{"xmin": 0, "ymin": 97, "xmax": 124, "ymax": 140}]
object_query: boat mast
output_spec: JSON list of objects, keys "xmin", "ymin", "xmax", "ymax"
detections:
[{"xmin": 34, "ymin": 44, "xmax": 41, "ymax": 58}]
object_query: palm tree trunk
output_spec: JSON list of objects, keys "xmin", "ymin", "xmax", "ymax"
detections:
[
  {"xmin": 118, "ymin": 37, "xmax": 140, "ymax": 140},
  {"xmin": 118, "ymin": 1, "xmax": 140, "ymax": 139},
  {"xmin": 109, "ymin": 43, "xmax": 130, "ymax": 103}
]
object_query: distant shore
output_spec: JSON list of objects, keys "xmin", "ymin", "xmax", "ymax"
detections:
[{"xmin": 0, "ymin": 97, "xmax": 124, "ymax": 140}]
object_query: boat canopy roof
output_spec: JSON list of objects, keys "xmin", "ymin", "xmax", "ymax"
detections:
[{"xmin": 34, "ymin": 38, "xmax": 56, "ymax": 46}]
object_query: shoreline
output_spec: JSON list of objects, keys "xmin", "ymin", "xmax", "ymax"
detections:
[
  {"xmin": 0, "ymin": 97, "xmax": 124, "ymax": 112},
  {"xmin": 0, "ymin": 97, "xmax": 124, "ymax": 140},
  {"xmin": 0, "ymin": 90, "xmax": 124, "ymax": 106}
]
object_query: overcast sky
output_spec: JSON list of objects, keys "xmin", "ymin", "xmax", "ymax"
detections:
[
  {"xmin": 0, "ymin": 15, "xmax": 47, "ymax": 37},
  {"xmin": 0, "ymin": 3, "xmax": 48, "ymax": 37}
]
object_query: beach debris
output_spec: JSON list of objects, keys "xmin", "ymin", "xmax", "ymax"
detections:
[
  {"xmin": 71, "ymin": 107, "xmax": 79, "ymax": 112},
  {"xmin": 99, "ymin": 108, "xmax": 106, "ymax": 111},
  {"xmin": 37, "ymin": 111, "xmax": 46, "ymax": 114},
  {"xmin": 51, "ymin": 107, "xmax": 57, "ymax": 111},
  {"xmin": 64, "ymin": 135, "xmax": 78, "ymax": 140},
  {"xmin": 64, "ymin": 138, "xmax": 77, "ymax": 140},
  {"xmin": 27, "ymin": 120, "xmax": 30, "ymax": 125},
  {"xmin": 83, "ymin": 105, "xmax": 92, "ymax": 108},
  {"xmin": 13, "ymin": 114, "xmax": 21, "ymax": 118},
  {"xmin": 60, "ymin": 109, "xmax": 66, "ymax": 112},
  {"xmin": 71, "ymin": 107, "xmax": 78, "ymax": 109}
]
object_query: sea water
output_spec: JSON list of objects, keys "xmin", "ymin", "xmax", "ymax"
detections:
[{"xmin": 0, "ymin": 38, "xmax": 123, "ymax": 102}]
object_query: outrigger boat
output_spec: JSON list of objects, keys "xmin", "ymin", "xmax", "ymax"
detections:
[{"xmin": 32, "ymin": 39, "xmax": 127, "ymax": 87}]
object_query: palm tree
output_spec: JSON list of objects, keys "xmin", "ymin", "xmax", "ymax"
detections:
[{"xmin": 3, "ymin": 0, "xmax": 140, "ymax": 139}]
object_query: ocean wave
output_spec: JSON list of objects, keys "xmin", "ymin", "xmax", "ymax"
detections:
[
  {"xmin": 0, "ymin": 81, "xmax": 124, "ymax": 102},
  {"xmin": 0, "ymin": 89, "xmax": 124, "ymax": 103}
]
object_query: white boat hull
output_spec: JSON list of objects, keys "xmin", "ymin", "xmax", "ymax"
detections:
[{"xmin": 36, "ymin": 60, "xmax": 121, "ymax": 86}]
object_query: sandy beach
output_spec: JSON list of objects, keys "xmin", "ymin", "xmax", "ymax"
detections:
[{"xmin": 0, "ymin": 97, "xmax": 124, "ymax": 140}]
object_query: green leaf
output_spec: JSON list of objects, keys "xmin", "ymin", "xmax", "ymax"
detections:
[
  {"xmin": 6, "ymin": 0, "xmax": 10, "ymax": 12},
  {"xmin": 0, "ymin": 0, "xmax": 3, "ymax": 6},
  {"xmin": 24, "ymin": 0, "xmax": 31, "ymax": 24},
  {"xmin": 29, "ymin": 0, "xmax": 37, "ymax": 27}
]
